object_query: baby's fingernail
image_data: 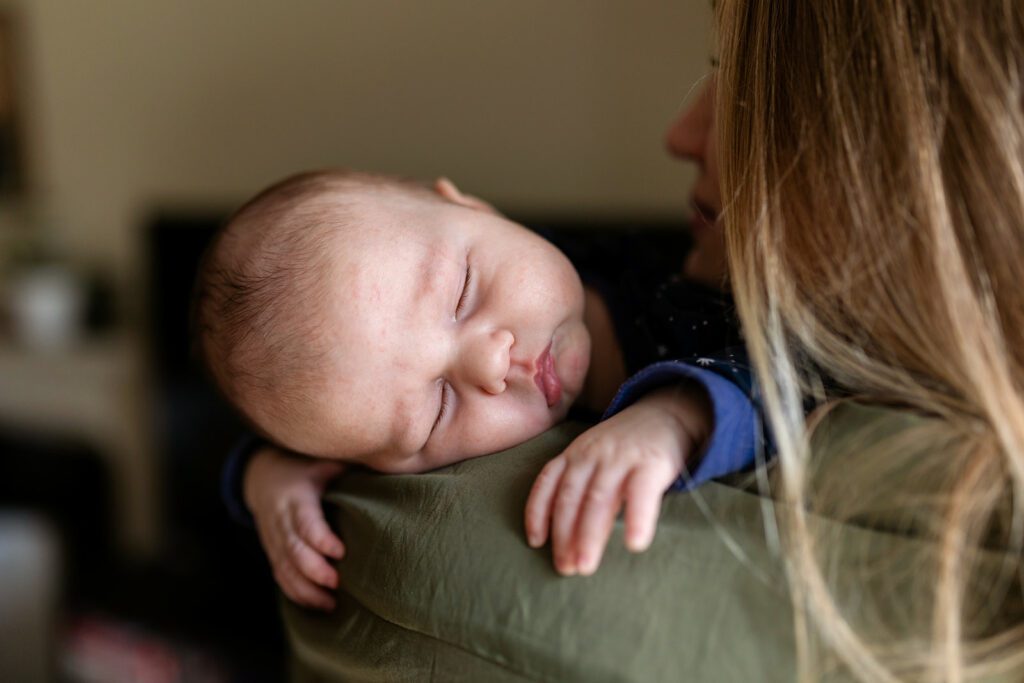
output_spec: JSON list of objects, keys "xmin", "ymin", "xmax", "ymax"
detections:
[
  {"xmin": 527, "ymin": 534, "xmax": 540, "ymax": 548},
  {"xmin": 626, "ymin": 533, "xmax": 650, "ymax": 553},
  {"xmin": 577, "ymin": 554, "xmax": 597, "ymax": 576}
]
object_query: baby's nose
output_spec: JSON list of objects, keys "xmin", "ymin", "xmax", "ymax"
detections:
[{"xmin": 465, "ymin": 328, "xmax": 513, "ymax": 395}]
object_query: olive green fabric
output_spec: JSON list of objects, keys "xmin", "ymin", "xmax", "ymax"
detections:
[{"xmin": 281, "ymin": 405, "xmax": 1015, "ymax": 682}]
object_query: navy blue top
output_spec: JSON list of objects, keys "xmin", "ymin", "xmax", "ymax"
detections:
[
  {"xmin": 222, "ymin": 228, "xmax": 760, "ymax": 525},
  {"xmin": 548, "ymin": 229, "xmax": 757, "ymax": 491},
  {"xmin": 603, "ymin": 354, "xmax": 757, "ymax": 491}
]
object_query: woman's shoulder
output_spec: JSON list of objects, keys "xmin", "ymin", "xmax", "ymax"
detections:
[
  {"xmin": 809, "ymin": 400, "xmax": 939, "ymax": 457},
  {"xmin": 803, "ymin": 400, "xmax": 1007, "ymax": 550},
  {"xmin": 735, "ymin": 401, "xmax": 946, "ymax": 505},
  {"xmin": 809, "ymin": 398, "xmax": 953, "ymax": 478}
]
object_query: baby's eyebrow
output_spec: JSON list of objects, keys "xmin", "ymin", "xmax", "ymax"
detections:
[
  {"xmin": 410, "ymin": 249, "xmax": 445, "ymax": 314},
  {"xmin": 393, "ymin": 246, "xmax": 463, "ymax": 456},
  {"xmin": 401, "ymin": 249, "xmax": 454, "ymax": 450}
]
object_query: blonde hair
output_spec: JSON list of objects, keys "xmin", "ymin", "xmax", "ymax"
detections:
[{"xmin": 714, "ymin": 1, "xmax": 1024, "ymax": 680}]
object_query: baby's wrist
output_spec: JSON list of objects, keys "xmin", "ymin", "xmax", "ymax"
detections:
[
  {"xmin": 645, "ymin": 382, "xmax": 713, "ymax": 462},
  {"xmin": 242, "ymin": 445, "xmax": 277, "ymax": 512}
]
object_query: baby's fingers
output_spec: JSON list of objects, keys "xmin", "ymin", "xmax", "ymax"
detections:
[
  {"xmin": 287, "ymin": 535, "xmax": 340, "ymax": 590},
  {"xmin": 294, "ymin": 503, "xmax": 345, "ymax": 560},
  {"xmin": 551, "ymin": 460, "xmax": 598, "ymax": 575},
  {"xmin": 525, "ymin": 456, "xmax": 567, "ymax": 548},
  {"xmin": 572, "ymin": 465, "xmax": 625, "ymax": 576},
  {"xmin": 275, "ymin": 560, "xmax": 337, "ymax": 612},
  {"xmin": 623, "ymin": 462, "xmax": 674, "ymax": 552}
]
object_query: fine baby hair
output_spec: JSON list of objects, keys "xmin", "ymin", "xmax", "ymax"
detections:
[{"xmin": 194, "ymin": 169, "xmax": 443, "ymax": 435}]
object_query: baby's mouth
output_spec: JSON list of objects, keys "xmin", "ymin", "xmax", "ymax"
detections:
[{"xmin": 534, "ymin": 342, "xmax": 562, "ymax": 408}]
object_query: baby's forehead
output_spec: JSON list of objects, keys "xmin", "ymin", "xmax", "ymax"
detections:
[
  {"xmin": 321, "ymin": 197, "xmax": 442, "ymax": 262},
  {"xmin": 328, "ymin": 220, "xmax": 454, "ymax": 304},
  {"xmin": 303, "ymin": 358, "xmax": 424, "ymax": 465}
]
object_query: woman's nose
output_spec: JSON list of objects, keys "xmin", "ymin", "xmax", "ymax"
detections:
[
  {"xmin": 665, "ymin": 79, "xmax": 714, "ymax": 162},
  {"xmin": 458, "ymin": 328, "xmax": 514, "ymax": 395}
]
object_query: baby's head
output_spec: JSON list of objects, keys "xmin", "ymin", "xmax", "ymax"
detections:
[{"xmin": 196, "ymin": 170, "xmax": 591, "ymax": 473}]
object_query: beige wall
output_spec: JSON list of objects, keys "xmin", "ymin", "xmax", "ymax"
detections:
[{"xmin": 12, "ymin": 0, "xmax": 712, "ymax": 289}]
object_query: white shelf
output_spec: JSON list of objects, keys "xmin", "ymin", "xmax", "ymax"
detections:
[{"xmin": 0, "ymin": 335, "xmax": 160, "ymax": 559}]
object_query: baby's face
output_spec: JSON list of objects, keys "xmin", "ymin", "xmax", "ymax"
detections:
[{"xmin": 265, "ymin": 193, "xmax": 590, "ymax": 472}]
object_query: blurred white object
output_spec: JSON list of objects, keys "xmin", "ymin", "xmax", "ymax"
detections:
[
  {"xmin": 0, "ymin": 336, "xmax": 160, "ymax": 558},
  {"xmin": 0, "ymin": 513, "xmax": 60, "ymax": 683},
  {"xmin": 8, "ymin": 265, "xmax": 85, "ymax": 350}
]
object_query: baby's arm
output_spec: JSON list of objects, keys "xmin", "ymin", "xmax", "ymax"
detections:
[
  {"xmin": 524, "ymin": 382, "xmax": 711, "ymax": 576},
  {"xmin": 243, "ymin": 446, "xmax": 346, "ymax": 610}
]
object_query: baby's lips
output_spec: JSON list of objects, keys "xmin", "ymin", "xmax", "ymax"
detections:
[{"xmin": 533, "ymin": 342, "xmax": 563, "ymax": 407}]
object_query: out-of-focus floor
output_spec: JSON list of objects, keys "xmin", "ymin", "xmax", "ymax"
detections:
[{"xmin": 0, "ymin": 414, "xmax": 286, "ymax": 683}]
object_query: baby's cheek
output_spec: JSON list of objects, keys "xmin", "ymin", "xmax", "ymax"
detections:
[
  {"xmin": 460, "ymin": 403, "xmax": 551, "ymax": 457},
  {"xmin": 355, "ymin": 450, "xmax": 410, "ymax": 474},
  {"xmin": 517, "ymin": 410, "xmax": 557, "ymax": 442}
]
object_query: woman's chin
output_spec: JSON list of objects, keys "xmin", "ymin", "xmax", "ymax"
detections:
[{"xmin": 683, "ymin": 247, "xmax": 728, "ymax": 289}]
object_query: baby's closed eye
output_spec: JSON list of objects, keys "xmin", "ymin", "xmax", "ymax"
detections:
[
  {"xmin": 455, "ymin": 263, "xmax": 472, "ymax": 319},
  {"xmin": 432, "ymin": 380, "xmax": 452, "ymax": 434}
]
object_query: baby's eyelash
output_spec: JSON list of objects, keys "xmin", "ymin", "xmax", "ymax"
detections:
[
  {"xmin": 432, "ymin": 382, "xmax": 450, "ymax": 433},
  {"xmin": 455, "ymin": 264, "xmax": 472, "ymax": 317}
]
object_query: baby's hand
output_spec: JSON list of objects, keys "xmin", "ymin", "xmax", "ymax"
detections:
[
  {"xmin": 524, "ymin": 384, "xmax": 710, "ymax": 576},
  {"xmin": 244, "ymin": 446, "xmax": 347, "ymax": 610}
]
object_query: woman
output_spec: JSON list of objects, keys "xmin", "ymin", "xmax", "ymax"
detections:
[{"xmin": 241, "ymin": 1, "xmax": 1024, "ymax": 680}]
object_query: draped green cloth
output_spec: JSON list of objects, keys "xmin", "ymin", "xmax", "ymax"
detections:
[{"xmin": 282, "ymin": 405, "xmax": 1020, "ymax": 682}]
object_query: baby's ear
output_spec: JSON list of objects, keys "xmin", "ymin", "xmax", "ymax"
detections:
[{"xmin": 433, "ymin": 177, "xmax": 501, "ymax": 216}]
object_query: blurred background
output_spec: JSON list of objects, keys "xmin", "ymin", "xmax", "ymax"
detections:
[{"xmin": 0, "ymin": 1, "xmax": 711, "ymax": 681}]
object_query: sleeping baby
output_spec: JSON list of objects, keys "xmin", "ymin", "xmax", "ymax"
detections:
[{"xmin": 195, "ymin": 169, "xmax": 753, "ymax": 609}]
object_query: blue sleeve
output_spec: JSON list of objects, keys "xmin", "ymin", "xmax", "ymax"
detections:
[
  {"xmin": 221, "ymin": 434, "xmax": 262, "ymax": 527},
  {"xmin": 602, "ymin": 356, "xmax": 759, "ymax": 491}
]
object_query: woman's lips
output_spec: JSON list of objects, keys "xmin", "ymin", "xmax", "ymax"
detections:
[
  {"xmin": 690, "ymin": 200, "xmax": 718, "ymax": 238},
  {"xmin": 534, "ymin": 343, "xmax": 563, "ymax": 408}
]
